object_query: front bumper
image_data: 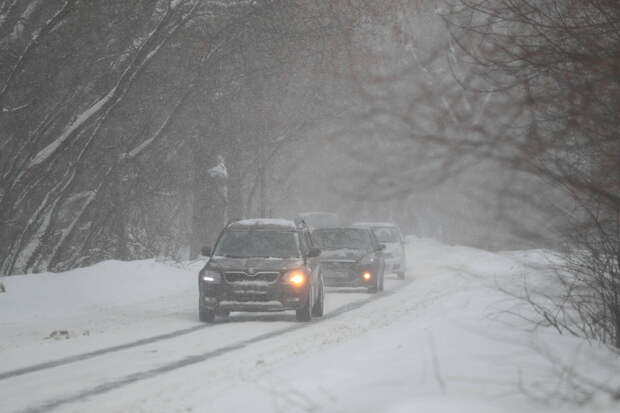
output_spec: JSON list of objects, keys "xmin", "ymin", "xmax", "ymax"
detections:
[
  {"xmin": 321, "ymin": 261, "xmax": 377, "ymax": 288},
  {"xmin": 383, "ymin": 252, "xmax": 405, "ymax": 273},
  {"xmin": 199, "ymin": 280, "xmax": 309, "ymax": 312},
  {"xmin": 385, "ymin": 260, "xmax": 403, "ymax": 273}
]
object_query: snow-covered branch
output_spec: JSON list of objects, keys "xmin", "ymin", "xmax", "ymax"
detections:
[{"xmin": 0, "ymin": 0, "xmax": 76, "ymax": 105}]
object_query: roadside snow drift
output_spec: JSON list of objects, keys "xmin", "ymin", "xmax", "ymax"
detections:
[{"xmin": 0, "ymin": 239, "xmax": 618, "ymax": 413}]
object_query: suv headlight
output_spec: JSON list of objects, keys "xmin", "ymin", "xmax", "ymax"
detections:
[
  {"xmin": 200, "ymin": 269, "xmax": 221, "ymax": 283},
  {"xmin": 283, "ymin": 269, "xmax": 307, "ymax": 287}
]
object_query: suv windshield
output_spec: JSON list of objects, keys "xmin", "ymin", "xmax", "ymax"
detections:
[
  {"xmin": 371, "ymin": 227, "xmax": 399, "ymax": 243},
  {"xmin": 213, "ymin": 230, "xmax": 300, "ymax": 258},
  {"xmin": 312, "ymin": 228, "xmax": 372, "ymax": 250}
]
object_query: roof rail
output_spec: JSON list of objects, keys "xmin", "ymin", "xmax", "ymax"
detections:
[
  {"xmin": 225, "ymin": 217, "xmax": 242, "ymax": 228},
  {"xmin": 294, "ymin": 217, "xmax": 308, "ymax": 229}
]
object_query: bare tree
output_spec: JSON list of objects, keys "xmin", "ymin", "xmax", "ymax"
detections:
[
  {"xmin": 440, "ymin": 0, "xmax": 620, "ymax": 349},
  {"xmin": 0, "ymin": 0, "xmax": 373, "ymax": 272},
  {"xmin": 334, "ymin": 0, "xmax": 620, "ymax": 347}
]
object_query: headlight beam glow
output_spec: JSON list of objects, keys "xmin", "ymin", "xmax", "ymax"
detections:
[{"xmin": 286, "ymin": 270, "xmax": 306, "ymax": 286}]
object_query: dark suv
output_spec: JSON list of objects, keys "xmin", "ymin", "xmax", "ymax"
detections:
[{"xmin": 198, "ymin": 219, "xmax": 324, "ymax": 322}]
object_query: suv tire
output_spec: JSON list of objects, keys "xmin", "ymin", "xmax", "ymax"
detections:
[
  {"xmin": 312, "ymin": 279, "xmax": 325, "ymax": 317},
  {"xmin": 216, "ymin": 309, "xmax": 230, "ymax": 318},
  {"xmin": 199, "ymin": 306, "xmax": 216, "ymax": 323},
  {"xmin": 368, "ymin": 277, "xmax": 379, "ymax": 294},
  {"xmin": 296, "ymin": 288, "xmax": 313, "ymax": 322}
]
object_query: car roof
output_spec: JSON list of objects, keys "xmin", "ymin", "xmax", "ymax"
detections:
[
  {"xmin": 353, "ymin": 222, "xmax": 399, "ymax": 228},
  {"xmin": 311, "ymin": 226, "xmax": 371, "ymax": 232},
  {"xmin": 297, "ymin": 211, "xmax": 338, "ymax": 217},
  {"xmin": 227, "ymin": 218, "xmax": 297, "ymax": 230}
]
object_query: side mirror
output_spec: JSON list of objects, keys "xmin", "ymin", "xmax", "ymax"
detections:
[
  {"xmin": 200, "ymin": 246, "xmax": 212, "ymax": 257},
  {"xmin": 307, "ymin": 247, "xmax": 321, "ymax": 258},
  {"xmin": 376, "ymin": 244, "xmax": 386, "ymax": 251}
]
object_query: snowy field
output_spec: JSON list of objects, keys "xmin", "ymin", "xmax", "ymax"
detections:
[{"xmin": 1, "ymin": 238, "xmax": 619, "ymax": 413}]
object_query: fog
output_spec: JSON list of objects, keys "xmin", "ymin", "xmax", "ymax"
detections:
[
  {"xmin": 1, "ymin": 1, "xmax": 619, "ymax": 412},
  {"xmin": 0, "ymin": 1, "xmax": 569, "ymax": 273},
  {"xmin": 249, "ymin": 3, "xmax": 557, "ymax": 251}
]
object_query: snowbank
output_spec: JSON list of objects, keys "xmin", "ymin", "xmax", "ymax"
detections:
[{"xmin": 0, "ymin": 259, "xmax": 198, "ymax": 352}]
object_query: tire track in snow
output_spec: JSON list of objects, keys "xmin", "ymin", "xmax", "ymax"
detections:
[
  {"xmin": 16, "ymin": 280, "xmax": 413, "ymax": 413},
  {"xmin": 0, "ymin": 324, "xmax": 209, "ymax": 382}
]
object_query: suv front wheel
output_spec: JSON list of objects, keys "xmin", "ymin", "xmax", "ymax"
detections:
[
  {"xmin": 296, "ymin": 286, "xmax": 313, "ymax": 322},
  {"xmin": 312, "ymin": 278, "xmax": 325, "ymax": 317},
  {"xmin": 199, "ymin": 305, "xmax": 215, "ymax": 323}
]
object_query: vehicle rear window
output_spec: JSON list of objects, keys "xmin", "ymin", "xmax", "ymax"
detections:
[
  {"xmin": 312, "ymin": 228, "xmax": 372, "ymax": 250},
  {"xmin": 213, "ymin": 230, "xmax": 300, "ymax": 258},
  {"xmin": 372, "ymin": 227, "xmax": 400, "ymax": 243}
]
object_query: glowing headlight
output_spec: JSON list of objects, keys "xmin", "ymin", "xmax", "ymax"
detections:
[
  {"xmin": 362, "ymin": 272, "xmax": 372, "ymax": 281},
  {"xmin": 201, "ymin": 269, "xmax": 220, "ymax": 283},
  {"xmin": 284, "ymin": 269, "xmax": 306, "ymax": 286}
]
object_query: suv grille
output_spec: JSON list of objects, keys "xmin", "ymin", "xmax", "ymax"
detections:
[
  {"xmin": 224, "ymin": 271, "xmax": 280, "ymax": 284},
  {"xmin": 322, "ymin": 261, "xmax": 355, "ymax": 272}
]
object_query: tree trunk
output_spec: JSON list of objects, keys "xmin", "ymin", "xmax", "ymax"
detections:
[
  {"xmin": 258, "ymin": 143, "xmax": 267, "ymax": 217},
  {"xmin": 190, "ymin": 148, "xmax": 213, "ymax": 259},
  {"xmin": 227, "ymin": 146, "xmax": 243, "ymax": 220},
  {"xmin": 190, "ymin": 148, "xmax": 228, "ymax": 259},
  {"xmin": 112, "ymin": 167, "xmax": 129, "ymax": 261}
]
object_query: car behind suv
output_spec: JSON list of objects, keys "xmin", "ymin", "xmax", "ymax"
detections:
[
  {"xmin": 311, "ymin": 227, "xmax": 385, "ymax": 293},
  {"xmin": 198, "ymin": 219, "xmax": 324, "ymax": 322},
  {"xmin": 354, "ymin": 222, "xmax": 407, "ymax": 279}
]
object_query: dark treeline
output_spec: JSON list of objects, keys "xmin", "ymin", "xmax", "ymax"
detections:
[{"xmin": 0, "ymin": 0, "xmax": 394, "ymax": 274}]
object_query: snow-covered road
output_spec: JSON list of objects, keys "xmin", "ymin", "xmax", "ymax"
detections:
[
  {"xmin": 1, "ymin": 279, "xmax": 407, "ymax": 413},
  {"xmin": 1, "ymin": 239, "xmax": 618, "ymax": 413}
]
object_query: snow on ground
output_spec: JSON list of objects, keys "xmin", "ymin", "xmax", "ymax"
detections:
[
  {"xmin": 0, "ymin": 238, "xmax": 618, "ymax": 413},
  {"xmin": 0, "ymin": 259, "xmax": 198, "ymax": 357}
]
